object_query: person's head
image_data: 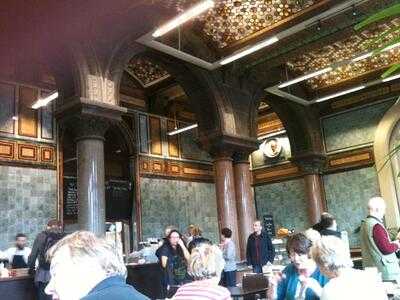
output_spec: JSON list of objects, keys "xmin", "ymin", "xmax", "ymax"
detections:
[
  {"xmin": 164, "ymin": 225, "xmax": 175, "ymax": 237},
  {"xmin": 44, "ymin": 231, "xmax": 126, "ymax": 300},
  {"xmin": 286, "ymin": 233, "xmax": 313, "ymax": 269},
  {"xmin": 187, "ymin": 224, "xmax": 195, "ymax": 236},
  {"xmin": 188, "ymin": 243, "xmax": 225, "ymax": 282},
  {"xmin": 167, "ymin": 230, "xmax": 182, "ymax": 247},
  {"xmin": 15, "ymin": 233, "xmax": 27, "ymax": 250},
  {"xmin": 253, "ymin": 220, "xmax": 262, "ymax": 234},
  {"xmin": 189, "ymin": 225, "xmax": 202, "ymax": 238},
  {"xmin": 368, "ymin": 197, "xmax": 386, "ymax": 219},
  {"xmin": 47, "ymin": 219, "xmax": 62, "ymax": 233},
  {"xmin": 319, "ymin": 213, "xmax": 337, "ymax": 231},
  {"xmin": 303, "ymin": 228, "xmax": 321, "ymax": 245},
  {"xmin": 221, "ymin": 227, "xmax": 232, "ymax": 242},
  {"xmin": 311, "ymin": 236, "xmax": 353, "ymax": 279}
]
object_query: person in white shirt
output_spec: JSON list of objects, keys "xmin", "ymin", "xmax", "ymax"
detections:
[
  {"xmin": 5, "ymin": 233, "xmax": 31, "ymax": 269},
  {"xmin": 311, "ymin": 235, "xmax": 387, "ymax": 300}
]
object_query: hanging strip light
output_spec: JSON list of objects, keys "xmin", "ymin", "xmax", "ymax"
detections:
[
  {"xmin": 314, "ymin": 85, "xmax": 366, "ymax": 103},
  {"xmin": 167, "ymin": 123, "xmax": 198, "ymax": 136},
  {"xmin": 32, "ymin": 92, "xmax": 58, "ymax": 109},
  {"xmin": 152, "ymin": 0, "xmax": 214, "ymax": 38},
  {"xmin": 278, "ymin": 67, "xmax": 332, "ymax": 88}
]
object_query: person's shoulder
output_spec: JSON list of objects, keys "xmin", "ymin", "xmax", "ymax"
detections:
[
  {"xmin": 282, "ymin": 263, "xmax": 296, "ymax": 275},
  {"xmin": 82, "ymin": 285, "xmax": 149, "ymax": 300}
]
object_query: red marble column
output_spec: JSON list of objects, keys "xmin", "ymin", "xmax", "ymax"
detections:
[
  {"xmin": 233, "ymin": 158, "xmax": 256, "ymax": 260},
  {"xmin": 213, "ymin": 156, "xmax": 240, "ymax": 256},
  {"xmin": 292, "ymin": 153, "xmax": 327, "ymax": 226},
  {"xmin": 304, "ymin": 174, "xmax": 326, "ymax": 225}
]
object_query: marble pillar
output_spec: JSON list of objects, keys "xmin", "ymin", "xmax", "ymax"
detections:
[
  {"xmin": 293, "ymin": 153, "xmax": 327, "ymax": 226},
  {"xmin": 304, "ymin": 174, "xmax": 326, "ymax": 225},
  {"xmin": 74, "ymin": 116, "xmax": 109, "ymax": 236},
  {"xmin": 213, "ymin": 156, "xmax": 240, "ymax": 256},
  {"xmin": 233, "ymin": 155, "xmax": 256, "ymax": 259}
]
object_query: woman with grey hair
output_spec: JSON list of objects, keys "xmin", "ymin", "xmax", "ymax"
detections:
[
  {"xmin": 44, "ymin": 231, "xmax": 149, "ymax": 300},
  {"xmin": 172, "ymin": 243, "xmax": 231, "ymax": 300},
  {"xmin": 311, "ymin": 235, "xmax": 387, "ymax": 300}
]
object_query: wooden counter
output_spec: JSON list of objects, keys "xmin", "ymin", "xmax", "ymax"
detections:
[
  {"xmin": 126, "ymin": 262, "xmax": 163, "ymax": 299},
  {"xmin": 0, "ymin": 275, "xmax": 35, "ymax": 300}
]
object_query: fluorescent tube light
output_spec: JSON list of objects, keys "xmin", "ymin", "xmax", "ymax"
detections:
[
  {"xmin": 352, "ymin": 51, "xmax": 373, "ymax": 62},
  {"xmin": 315, "ymin": 85, "xmax": 366, "ymax": 103},
  {"xmin": 32, "ymin": 92, "xmax": 58, "ymax": 109},
  {"xmin": 382, "ymin": 73, "xmax": 400, "ymax": 82},
  {"xmin": 219, "ymin": 36, "xmax": 279, "ymax": 65},
  {"xmin": 167, "ymin": 123, "xmax": 198, "ymax": 136},
  {"xmin": 278, "ymin": 67, "xmax": 332, "ymax": 89},
  {"xmin": 382, "ymin": 42, "xmax": 400, "ymax": 52},
  {"xmin": 152, "ymin": 0, "xmax": 214, "ymax": 38}
]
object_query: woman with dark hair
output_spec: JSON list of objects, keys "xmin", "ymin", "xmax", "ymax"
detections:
[
  {"xmin": 159, "ymin": 230, "xmax": 191, "ymax": 296},
  {"xmin": 267, "ymin": 233, "xmax": 329, "ymax": 300}
]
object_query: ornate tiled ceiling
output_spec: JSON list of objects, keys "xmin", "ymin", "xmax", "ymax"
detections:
[
  {"xmin": 160, "ymin": 0, "xmax": 321, "ymax": 49},
  {"xmin": 125, "ymin": 57, "xmax": 170, "ymax": 88},
  {"xmin": 287, "ymin": 17, "xmax": 400, "ymax": 90}
]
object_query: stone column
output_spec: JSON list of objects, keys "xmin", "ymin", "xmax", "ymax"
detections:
[
  {"xmin": 293, "ymin": 153, "xmax": 327, "ymax": 226},
  {"xmin": 74, "ymin": 116, "xmax": 109, "ymax": 236},
  {"xmin": 213, "ymin": 154, "xmax": 240, "ymax": 256},
  {"xmin": 233, "ymin": 153, "xmax": 256, "ymax": 260},
  {"xmin": 58, "ymin": 99, "xmax": 126, "ymax": 236}
]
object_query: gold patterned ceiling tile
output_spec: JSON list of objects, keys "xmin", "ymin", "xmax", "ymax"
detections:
[
  {"xmin": 125, "ymin": 57, "xmax": 170, "ymax": 88},
  {"xmin": 287, "ymin": 18, "xmax": 400, "ymax": 89},
  {"xmin": 159, "ymin": 0, "xmax": 321, "ymax": 49}
]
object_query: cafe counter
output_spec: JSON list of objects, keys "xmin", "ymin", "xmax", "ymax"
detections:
[{"xmin": 0, "ymin": 275, "xmax": 35, "ymax": 300}]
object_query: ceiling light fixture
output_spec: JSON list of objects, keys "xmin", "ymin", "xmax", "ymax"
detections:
[
  {"xmin": 382, "ymin": 73, "xmax": 400, "ymax": 82},
  {"xmin": 382, "ymin": 42, "xmax": 400, "ymax": 52},
  {"xmin": 32, "ymin": 92, "xmax": 58, "ymax": 109},
  {"xmin": 314, "ymin": 85, "xmax": 366, "ymax": 103},
  {"xmin": 167, "ymin": 123, "xmax": 198, "ymax": 136},
  {"xmin": 152, "ymin": 0, "xmax": 214, "ymax": 38},
  {"xmin": 219, "ymin": 36, "xmax": 279, "ymax": 65},
  {"xmin": 278, "ymin": 67, "xmax": 332, "ymax": 89},
  {"xmin": 352, "ymin": 51, "xmax": 373, "ymax": 62}
]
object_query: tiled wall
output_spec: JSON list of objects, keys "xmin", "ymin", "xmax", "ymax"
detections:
[
  {"xmin": 323, "ymin": 167, "xmax": 380, "ymax": 247},
  {"xmin": 255, "ymin": 179, "xmax": 309, "ymax": 233},
  {"xmin": 140, "ymin": 178, "xmax": 219, "ymax": 243},
  {"xmin": 0, "ymin": 166, "xmax": 57, "ymax": 249},
  {"xmin": 322, "ymin": 99, "xmax": 395, "ymax": 152}
]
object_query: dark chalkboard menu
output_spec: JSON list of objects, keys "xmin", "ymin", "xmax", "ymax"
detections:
[
  {"xmin": 263, "ymin": 214, "xmax": 275, "ymax": 237},
  {"xmin": 63, "ymin": 177, "xmax": 78, "ymax": 219},
  {"xmin": 63, "ymin": 178, "xmax": 132, "ymax": 221},
  {"xmin": 105, "ymin": 180, "xmax": 132, "ymax": 220}
]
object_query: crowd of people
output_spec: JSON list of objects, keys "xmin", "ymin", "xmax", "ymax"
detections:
[{"xmin": 1, "ymin": 195, "xmax": 399, "ymax": 299}]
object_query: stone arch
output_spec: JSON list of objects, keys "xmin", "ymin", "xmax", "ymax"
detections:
[{"xmin": 374, "ymin": 99, "xmax": 400, "ymax": 228}]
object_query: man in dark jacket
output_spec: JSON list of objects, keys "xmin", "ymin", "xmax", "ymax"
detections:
[
  {"xmin": 28, "ymin": 219, "xmax": 63, "ymax": 300},
  {"xmin": 246, "ymin": 220, "xmax": 275, "ymax": 273}
]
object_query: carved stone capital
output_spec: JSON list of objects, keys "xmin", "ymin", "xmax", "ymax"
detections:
[
  {"xmin": 56, "ymin": 96, "xmax": 127, "ymax": 141},
  {"xmin": 199, "ymin": 130, "xmax": 258, "ymax": 161},
  {"xmin": 291, "ymin": 152, "xmax": 327, "ymax": 175}
]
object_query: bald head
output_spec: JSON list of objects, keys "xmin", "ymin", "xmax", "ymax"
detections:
[{"xmin": 368, "ymin": 197, "xmax": 386, "ymax": 219}]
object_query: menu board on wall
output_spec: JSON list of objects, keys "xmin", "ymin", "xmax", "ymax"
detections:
[
  {"xmin": 63, "ymin": 177, "xmax": 78, "ymax": 219},
  {"xmin": 263, "ymin": 214, "xmax": 275, "ymax": 237},
  {"xmin": 105, "ymin": 180, "xmax": 132, "ymax": 221}
]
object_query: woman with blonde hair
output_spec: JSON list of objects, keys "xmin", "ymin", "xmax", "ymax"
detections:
[
  {"xmin": 172, "ymin": 243, "xmax": 231, "ymax": 300},
  {"xmin": 312, "ymin": 235, "xmax": 387, "ymax": 300}
]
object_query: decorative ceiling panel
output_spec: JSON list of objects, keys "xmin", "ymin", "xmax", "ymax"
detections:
[
  {"xmin": 160, "ymin": 0, "xmax": 321, "ymax": 49},
  {"xmin": 125, "ymin": 57, "xmax": 170, "ymax": 88},
  {"xmin": 287, "ymin": 18, "xmax": 400, "ymax": 89}
]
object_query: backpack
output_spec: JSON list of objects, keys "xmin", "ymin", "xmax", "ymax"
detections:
[{"xmin": 39, "ymin": 231, "xmax": 65, "ymax": 270}]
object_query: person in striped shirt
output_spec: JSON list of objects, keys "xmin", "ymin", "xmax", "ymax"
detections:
[{"xmin": 172, "ymin": 243, "xmax": 231, "ymax": 300}]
